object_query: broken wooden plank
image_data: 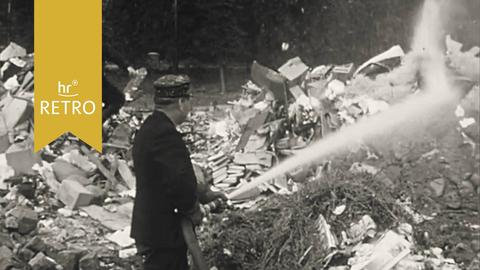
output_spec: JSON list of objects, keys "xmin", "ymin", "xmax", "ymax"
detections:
[
  {"xmin": 0, "ymin": 95, "xmax": 30, "ymax": 133},
  {"xmin": 117, "ymin": 159, "xmax": 136, "ymax": 190},
  {"xmin": 278, "ymin": 57, "xmax": 309, "ymax": 82},
  {"xmin": 213, "ymin": 172, "xmax": 228, "ymax": 184},
  {"xmin": 212, "ymin": 167, "xmax": 227, "ymax": 178},
  {"xmin": 207, "ymin": 151, "xmax": 225, "ymax": 162},
  {"xmin": 34, "ymin": 163, "xmax": 60, "ymax": 193},
  {"xmin": 236, "ymin": 110, "xmax": 270, "ymax": 151},
  {"xmin": 106, "ymin": 226, "xmax": 135, "ymax": 248},
  {"xmin": 0, "ymin": 134, "xmax": 11, "ymax": 153},
  {"xmin": 211, "ymin": 155, "xmax": 229, "ymax": 167},
  {"xmin": 233, "ymin": 152, "xmax": 273, "ymax": 167},
  {"xmin": 80, "ymin": 145, "xmax": 119, "ymax": 191},
  {"xmin": 5, "ymin": 146, "xmax": 41, "ymax": 176},
  {"xmin": 102, "ymin": 142, "xmax": 130, "ymax": 150},
  {"xmin": 107, "ymin": 123, "xmax": 132, "ymax": 148},
  {"xmin": 57, "ymin": 180, "xmax": 94, "ymax": 209},
  {"xmin": 289, "ymin": 85, "xmax": 306, "ymax": 100},
  {"xmin": 0, "ymin": 42, "xmax": 27, "ymax": 61},
  {"xmin": 251, "ymin": 61, "xmax": 288, "ymax": 103},
  {"xmin": 80, "ymin": 204, "xmax": 131, "ymax": 231}
]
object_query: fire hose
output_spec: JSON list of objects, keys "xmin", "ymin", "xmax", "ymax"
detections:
[{"xmin": 181, "ymin": 198, "xmax": 225, "ymax": 270}]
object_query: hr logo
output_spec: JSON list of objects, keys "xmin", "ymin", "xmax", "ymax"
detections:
[
  {"xmin": 40, "ymin": 79, "xmax": 96, "ymax": 115},
  {"xmin": 58, "ymin": 80, "xmax": 79, "ymax": 97}
]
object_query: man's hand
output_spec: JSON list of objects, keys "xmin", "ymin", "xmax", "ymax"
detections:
[
  {"xmin": 204, "ymin": 190, "xmax": 228, "ymax": 203},
  {"xmin": 211, "ymin": 191, "xmax": 228, "ymax": 202},
  {"xmin": 203, "ymin": 191, "xmax": 228, "ymax": 214}
]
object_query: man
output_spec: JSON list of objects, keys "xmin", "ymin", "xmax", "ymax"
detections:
[
  {"xmin": 131, "ymin": 74, "xmax": 225, "ymax": 270},
  {"xmin": 102, "ymin": 43, "xmax": 136, "ymax": 123},
  {"xmin": 102, "ymin": 9, "xmax": 132, "ymax": 123}
]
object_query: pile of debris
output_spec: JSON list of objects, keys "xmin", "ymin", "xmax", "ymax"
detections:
[
  {"xmin": 0, "ymin": 42, "xmax": 143, "ymax": 269},
  {"xmin": 196, "ymin": 38, "xmax": 479, "ymax": 270},
  {"xmin": 168, "ymin": 45, "xmax": 415, "ymax": 204}
]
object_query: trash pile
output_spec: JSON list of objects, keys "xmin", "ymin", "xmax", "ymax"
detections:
[
  {"xmin": 0, "ymin": 32, "xmax": 478, "ymax": 270},
  {"xmin": 0, "ymin": 42, "xmax": 143, "ymax": 269},
  {"xmin": 196, "ymin": 38, "xmax": 479, "ymax": 270},
  {"xmin": 172, "ymin": 46, "xmax": 416, "ymax": 204},
  {"xmin": 174, "ymin": 36, "xmax": 478, "ymax": 206}
]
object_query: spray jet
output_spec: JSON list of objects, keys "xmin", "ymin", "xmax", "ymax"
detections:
[{"xmin": 228, "ymin": 0, "xmax": 478, "ymax": 201}]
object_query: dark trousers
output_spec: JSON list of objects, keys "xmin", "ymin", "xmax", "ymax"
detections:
[
  {"xmin": 137, "ymin": 244, "xmax": 188, "ymax": 270},
  {"xmin": 102, "ymin": 76, "xmax": 125, "ymax": 123}
]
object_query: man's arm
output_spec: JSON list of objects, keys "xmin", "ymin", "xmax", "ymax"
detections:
[
  {"xmin": 151, "ymin": 132, "xmax": 198, "ymax": 214},
  {"xmin": 194, "ymin": 166, "xmax": 228, "ymax": 204}
]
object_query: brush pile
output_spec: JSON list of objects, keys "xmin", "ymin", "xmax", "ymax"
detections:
[{"xmin": 200, "ymin": 171, "xmax": 404, "ymax": 270}]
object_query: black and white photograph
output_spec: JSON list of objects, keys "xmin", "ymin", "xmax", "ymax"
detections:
[{"xmin": 0, "ymin": 0, "xmax": 479, "ymax": 269}]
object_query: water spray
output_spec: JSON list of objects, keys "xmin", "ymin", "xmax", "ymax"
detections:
[{"xmin": 229, "ymin": 0, "xmax": 473, "ymax": 200}]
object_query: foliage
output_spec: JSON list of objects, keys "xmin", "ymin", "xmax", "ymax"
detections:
[
  {"xmin": 3, "ymin": 0, "xmax": 479, "ymax": 68},
  {"xmin": 102, "ymin": 0, "xmax": 423, "ymax": 66}
]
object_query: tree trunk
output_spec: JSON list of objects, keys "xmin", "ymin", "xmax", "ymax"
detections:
[
  {"xmin": 7, "ymin": 0, "xmax": 12, "ymax": 43},
  {"xmin": 219, "ymin": 63, "xmax": 226, "ymax": 94},
  {"xmin": 172, "ymin": 0, "xmax": 179, "ymax": 73}
]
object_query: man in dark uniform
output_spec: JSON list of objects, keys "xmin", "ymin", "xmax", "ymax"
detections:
[{"xmin": 131, "ymin": 75, "xmax": 225, "ymax": 270}]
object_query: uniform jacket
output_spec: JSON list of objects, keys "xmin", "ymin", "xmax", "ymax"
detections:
[{"xmin": 131, "ymin": 111, "xmax": 198, "ymax": 248}]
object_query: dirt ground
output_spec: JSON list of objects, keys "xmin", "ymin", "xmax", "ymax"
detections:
[{"xmin": 106, "ymin": 67, "xmax": 249, "ymax": 109}]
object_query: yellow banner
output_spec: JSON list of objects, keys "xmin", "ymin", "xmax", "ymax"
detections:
[{"xmin": 34, "ymin": 0, "xmax": 102, "ymax": 152}]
